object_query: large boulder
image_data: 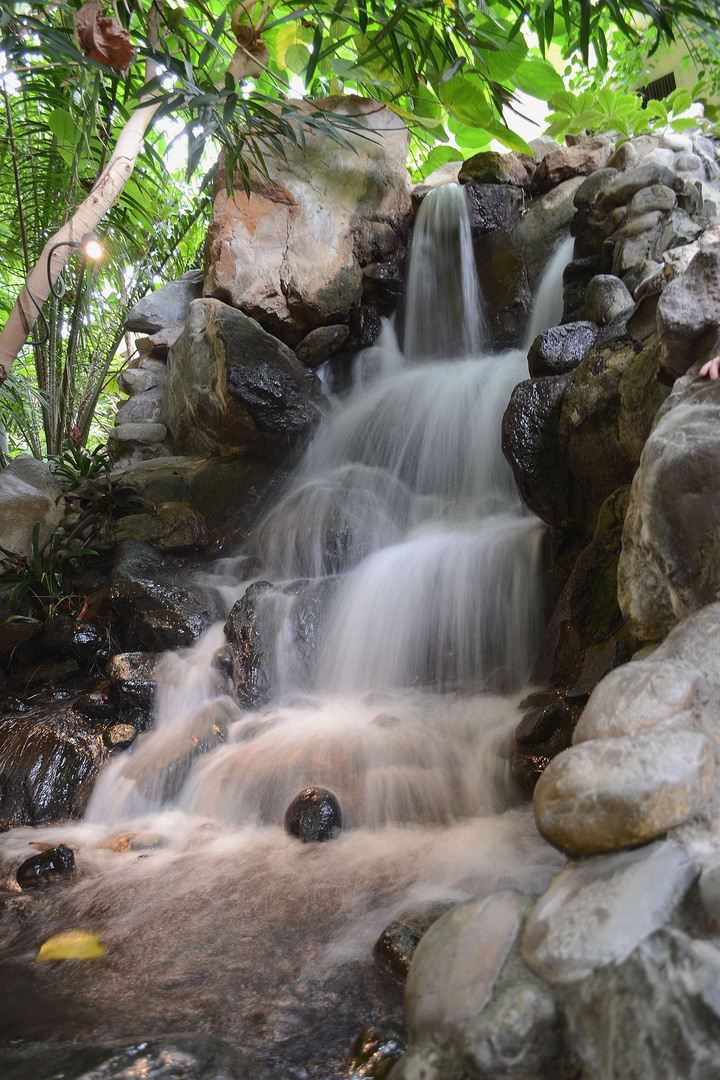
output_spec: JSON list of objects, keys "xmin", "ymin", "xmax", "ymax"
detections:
[
  {"xmin": 0, "ymin": 456, "xmax": 64, "ymax": 556},
  {"xmin": 124, "ymin": 269, "xmax": 203, "ymax": 334},
  {"xmin": 204, "ymin": 96, "xmax": 412, "ymax": 344},
  {"xmin": 164, "ymin": 298, "xmax": 325, "ymax": 457},
  {"xmin": 618, "ymin": 371, "xmax": 720, "ymax": 642},
  {"xmin": 657, "ymin": 245, "xmax": 720, "ymax": 381}
]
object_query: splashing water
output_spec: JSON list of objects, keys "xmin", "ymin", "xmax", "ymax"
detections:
[{"xmin": 1, "ymin": 183, "xmax": 573, "ymax": 1076}]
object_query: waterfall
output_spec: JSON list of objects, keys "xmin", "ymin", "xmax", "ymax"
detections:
[{"xmin": 17, "ymin": 183, "xmax": 571, "ymax": 1073}]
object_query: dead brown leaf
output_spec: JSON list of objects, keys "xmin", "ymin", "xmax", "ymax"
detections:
[{"xmin": 74, "ymin": 1, "xmax": 136, "ymax": 75}]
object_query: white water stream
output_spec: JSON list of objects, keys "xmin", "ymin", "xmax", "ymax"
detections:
[{"xmin": 0, "ymin": 186, "xmax": 572, "ymax": 1075}]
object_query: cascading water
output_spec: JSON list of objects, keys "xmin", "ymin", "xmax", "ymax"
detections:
[{"xmin": 0, "ymin": 185, "xmax": 571, "ymax": 1076}]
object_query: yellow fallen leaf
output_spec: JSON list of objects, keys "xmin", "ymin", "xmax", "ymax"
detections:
[{"xmin": 36, "ymin": 931, "xmax": 106, "ymax": 962}]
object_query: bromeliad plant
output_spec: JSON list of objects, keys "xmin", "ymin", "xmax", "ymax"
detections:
[{"xmin": 0, "ymin": 522, "xmax": 95, "ymax": 621}]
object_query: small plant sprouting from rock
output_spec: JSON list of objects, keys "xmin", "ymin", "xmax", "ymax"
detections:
[{"xmin": 51, "ymin": 444, "xmax": 155, "ymax": 545}]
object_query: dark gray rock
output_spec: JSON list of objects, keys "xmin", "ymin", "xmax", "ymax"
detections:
[
  {"xmin": 375, "ymin": 905, "xmax": 453, "ymax": 977},
  {"xmin": 458, "ymin": 151, "xmax": 535, "ymax": 189},
  {"xmin": 110, "ymin": 540, "xmax": 224, "ymax": 651},
  {"xmin": 106, "ymin": 651, "xmax": 160, "ymax": 709},
  {"xmin": 40, "ymin": 616, "xmax": 109, "ymax": 664},
  {"xmin": 16, "ymin": 843, "xmax": 75, "ymax": 888},
  {"xmin": 224, "ymin": 577, "xmax": 340, "ymax": 708},
  {"xmin": 165, "ymin": 299, "xmax": 325, "ymax": 457},
  {"xmin": 527, "ymin": 322, "xmax": 598, "ymax": 377},
  {"xmin": 564, "ymin": 929, "xmax": 720, "ymax": 1080},
  {"xmin": 464, "ymin": 183, "xmax": 525, "ymax": 235},
  {"xmin": 125, "ymin": 269, "xmax": 204, "ymax": 334},
  {"xmin": 0, "ymin": 706, "xmax": 106, "ymax": 824},
  {"xmin": 573, "ymin": 168, "xmax": 619, "ymax": 209},
  {"xmin": 0, "ymin": 1033, "xmax": 296, "ymax": 1080},
  {"xmin": 284, "ymin": 786, "xmax": 342, "ymax": 842},
  {"xmin": 596, "ymin": 163, "xmax": 681, "ymax": 213},
  {"xmin": 295, "ymin": 324, "xmax": 350, "ymax": 367},
  {"xmin": 502, "ymin": 375, "xmax": 570, "ymax": 528}
]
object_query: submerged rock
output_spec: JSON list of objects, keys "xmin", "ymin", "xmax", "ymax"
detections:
[
  {"xmin": 17, "ymin": 843, "xmax": 75, "ymax": 888},
  {"xmin": 0, "ymin": 1032, "xmax": 296, "ymax": 1079},
  {"xmin": 349, "ymin": 1022, "xmax": 407, "ymax": 1079},
  {"xmin": 374, "ymin": 905, "xmax": 452, "ymax": 977},
  {"xmin": 284, "ymin": 787, "xmax": 342, "ymax": 842}
]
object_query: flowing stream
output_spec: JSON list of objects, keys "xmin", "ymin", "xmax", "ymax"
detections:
[{"xmin": 0, "ymin": 185, "xmax": 570, "ymax": 1076}]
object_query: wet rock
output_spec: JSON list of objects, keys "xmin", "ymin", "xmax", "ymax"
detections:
[
  {"xmin": 533, "ymin": 137, "xmax": 613, "ymax": 193},
  {"xmin": 534, "ymin": 728, "xmax": 715, "ymax": 855},
  {"xmin": 458, "ymin": 151, "xmax": 535, "ymax": 189},
  {"xmin": 657, "ymin": 245, "xmax": 720, "ymax": 380},
  {"xmin": 460, "ymin": 981, "xmax": 576, "ymax": 1080},
  {"xmin": 284, "ymin": 787, "xmax": 342, "ymax": 842},
  {"xmin": 40, "ymin": 616, "xmax": 109, "ymax": 663},
  {"xmin": 165, "ymin": 299, "xmax": 325, "ymax": 457},
  {"xmin": 103, "ymin": 723, "xmax": 137, "ymax": 750},
  {"xmin": 111, "ymin": 540, "xmax": 224, "ymax": 650},
  {"xmin": 564, "ymin": 928, "xmax": 720, "ymax": 1080},
  {"xmin": 532, "ymin": 486, "xmax": 630, "ymax": 686},
  {"xmin": 295, "ymin": 324, "xmax": 350, "ymax": 367},
  {"xmin": 8, "ymin": 657, "xmax": 80, "ymax": 692},
  {"xmin": 0, "ymin": 1032, "xmax": 296, "ymax": 1080},
  {"xmin": 375, "ymin": 905, "xmax": 453, "ymax": 977},
  {"xmin": 125, "ymin": 269, "xmax": 204, "ymax": 334},
  {"xmin": 521, "ymin": 840, "xmax": 698, "ymax": 986},
  {"xmin": 558, "ymin": 334, "xmax": 668, "ymax": 532},
  {"xmin": 406, "ymin": 891, "xmax": 528, "ymax": 1035},
  {"xmin": 527, "ymin": 322, "xmax": 598, "ymax": 377},
  {"xmin": 512, "ymin": 696, "xmax": 583, "ymax": 794},
  {"xmin": 349, "ymin": 1022, "xmax": 407, "ymax": 1079},
  {"xmin": 224, "ymin": 577, "xmax": 340, "ymax": 708},
  {"xmin": 0, "ymin": 454, "xmax": 65, "ymax": 557},
  {"xmin": 502, "ymin": 375, "xmax": 570, "ymax": 529},
  {"xmin": 98, "ymin": 501, "xmax": 208, "ymax": 553},
  {"xmin": 109, "ymin": 454, "xmax": 288, "ymax": 553},
  {"xmin": 573, "ymin": 658, "xmax": 706, "ymax": 742},
  {"xmin": 618, "ymin": 376, "xmax": 720, "ymax": 641},
  {"xmin": 16, "ymin": 843, "xmax": 75, "ymax": 888},
  {"xmin": 106, "ymin": 651, "xmax": 160, "ymax": 709},
  {"xmin": 204, "ymin": 99, "xmax": 411, "ymax": 343},
  {"xmin": 464, "ymin": 183, "xmax": 525, "ymax": 235},
  {"xmin": 0, "ymin": 707, "xmax": 106, "ymax": 824}
]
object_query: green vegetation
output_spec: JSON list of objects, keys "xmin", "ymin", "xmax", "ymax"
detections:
[{"xmin": 0, "ymin": 0, "xmax": 719, "ymax": 460}]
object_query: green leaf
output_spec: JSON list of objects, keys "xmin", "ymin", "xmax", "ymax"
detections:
[
  {"xmin": 285, "ymin": 43, "xmax": 311, "ymax": 74},
  {"xmin": 671, "ymin": 116, "xmax": 699, "ymax": 132},
  {"xmin": 667, "ymin": 87, "xmax": 692, "ymax": 116},
  {"xmin": 48, "ymin": 108, "xmax": 79, "ymax": 148},
  {"xmin": 513, "ymin": 57, "xmax": 565, "ymax": 99},
  {"xmin": 411, "ymin": 144, "xmax": 463, "ymax": 182},
  {"xmin": 439, "ymin": 73, "xmax": 493, "ymax": 127},
  {"xmin": 448, "ymin": 118, "xmax": 494, "ymax": 149},
  {"xmin": 485, "ymin": 119, "xmax": 533, "ymax": 155},
  {"xmin": 480, "ymin": 37, "xmax": 527, "ymax": 82}
]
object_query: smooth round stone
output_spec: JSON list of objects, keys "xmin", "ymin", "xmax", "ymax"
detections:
[
  {"xmin": 628, "ymin": 183, "xmax": 676, "ymax": 217},
  {"xmin": 284, "ymin": 787, "xmax": 342, "ymax": 843},
  {"xmin": 534, "ymin": 729, "xmax": 715, "ymax": 855},
  {"xmin": 573, "ymin": 658, "xmax": 706, "ymax": 743},
  {"xmin": 660, "ymin": 133, "xmax": 693, "ymax": 153},
  {"xmin": 406, "ymin": 891, "xmax": 528, "ymax": 1035},
  {"xmin": 584, "ymin": 274, "xmax": 634, "ymax": 325}
]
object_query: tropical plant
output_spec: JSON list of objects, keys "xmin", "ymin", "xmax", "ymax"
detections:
[
  {"xmin": 0, "ymin": 0, "xmax": 719, "ymax": 450},
  {"xmin": 0, "ymin": 521, "xmax": 94, "ymax": 620},
  {"xmin": 544, "ymin": 84, "xmax": 702, "ymax": 142}
]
